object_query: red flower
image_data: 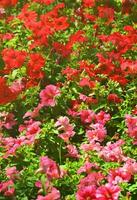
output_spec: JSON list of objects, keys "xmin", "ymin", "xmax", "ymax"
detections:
[
  {"xmin": 0, "ymin": 77, "xmax": 18, "ymax": 105},
  {"xmin": 107, "ymin": 94, "xmax": 122, "ymax": 103},
  {"xmin": 53, "ymin": 17, "xmax": 69, "ymax": 31},
  {"xmin": 2, "ymin": 48, "xmax": 27, "ymax": 73},
  {"xmin": 62, "ymin": 66, "xmax": 80, "ymax": 80},
  {"xmin": 122, "ymin": 0, "xmax": 135, "ymax": 14},
  {"xmin": 18, "ymin": 5, "xmax": 38, "ymax": 27},
  {"xmin": 97, "ymin": 6, "xmax": 115, "ymax": 23},
  {"xmin": 0, "ymin": 0, "xmax": 18, "ymax": 7},
  {"xmin": 33, "ymin": 0, "xmax": 55, "ymax": 5},
  {"xmin": 53, "ymin": 42, "xmax": 71, "ymax": 57},
  {"xmin": 79, "ymin": 78, "xmax": 96, "ymax": 88},
  {"xmin": 82, "ymin": 0, "xmax": 95, "ymax": 7},
  {"xmin": 27, "ymin": 53, "xmax": 45, "ymax": 80}
]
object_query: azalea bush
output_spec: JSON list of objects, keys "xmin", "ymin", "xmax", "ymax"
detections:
[{"xmin": 0, "ymin": 0, "xmax": 137, "ymax": 199}]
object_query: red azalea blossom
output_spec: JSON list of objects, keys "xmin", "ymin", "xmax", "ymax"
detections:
[
  {"xmin": 97, "ymin": 6, "xmax": 115, "ymax": 23},
  {"xmin": 107, "ymin": 93, "xmax": 122, "ymax": 103},
  {"xmin": 27, "ymin": 53, "xmax": 45, "ymax": 80},
  {"xmin": 0, "ymin": 0, "xmax": 18, "ymax": 7},
  {"xmin": 82, "ymin": 0, "xmax": 95, "ymax": 7},
  {"xmin": 0, "ymin": 77, "xmax": 19, "ymax": 105},
  {"xmin": 2, "ymin": 48, "xmax": 27, "ymax": 73},
  {"xmin": 33, "ymin": 0, "xmax": 55, "ymax": 5}
]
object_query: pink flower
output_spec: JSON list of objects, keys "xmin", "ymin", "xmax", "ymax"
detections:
[
  {"xmin": 66, "ymin": 144, "xmax": 80, "ymax": 158},
  {"xmin": 36, "ymin": 187, "xmax": 60, "ymax": 200},
  {"xmin": 55, "ymin": 116, "xmax": 73, "ymax": 132},
  {"xmin": 80, "ymin": 141, "xmax": 102, "ymax": 152},
  {"xmin": 39, "ymin": 156, "xmax": 60, "ymax": 180},
  {"xmin": 123, "ymin": 159, "xmax": 137, "ymax": 175},
  {"xmin": 125, "ymin": 114, "xmax": 137, "ymax": 143},
  {"xmin": 19, "ymin": 119, "xmax": 41, "ymax": 136},
  {"xmin": 96, "ymin": 183, "xmax": 121, "ymax": 200},
  {"xmin": 23, "ymin": 103, "xmax": 43, "ymax": 118},
  {"xmin": 40, "ymin": 85, "xmax": 60, "ymax": 107},
  {"xmin": 99, "ymin": 140, "xmax": 125, "ymax": 162},
  {"xmin": 108, "ymin": 167, "xmax": 132, "ymax": 184},
  {"xmin": 6, "ymin": 167, "xmax": 19, "ymax": 180},
  {"xmin": 77, "ymin": 161, "xmax": 99, "ymax": 174},
  {"xmin": 0, "ymin": 180, "xmax": 15, "ymax": 197},
  {"xmin": 78, "ymin": 172, "xmax": 104, "ymax": 189},
  {"xmin": 9, "ymin": 79, "xmax": 25, "ymax": 93},
  {"xmin": 76, "ymin": 185, "xmax": 97, "ymax": 200},
  {"xmin": 0, "ymin": 112, "xmax": 17, "ymax": 130},
  {"xmin": 55, "ymin": 116, "xmax": 75, "ymax": 142},
  {"xmin": 95, "ymin": 111, "xmax": 111, "ymax": 125},
  {"xmin": 58, "ymin": 131, "xmax": 75, "ymax": 143},
  {"xmin": 80, "ymin": 110, "xmax": 95, "ymax": 124},
  {"xmin": 4, "ymin": 187, "xmax": 15, "ymax": 197},
  {"xmin": 86, "ymin": 123, "xmax": 107, "ymax": 142}
]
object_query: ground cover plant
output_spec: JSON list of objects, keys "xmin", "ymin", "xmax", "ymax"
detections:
[{"xmin": 0, "ymin": 0, "xmax": 137, "ymax": 199}]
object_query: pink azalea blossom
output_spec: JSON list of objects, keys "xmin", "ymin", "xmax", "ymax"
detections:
[
  {"xmin": 40, "ymin": 85, "xmax": 60, "ymax": 107},
  {"xmin": 80, "ymin": 109, "xmax": 95, "ymax": 124},
  {"xmin": 36, "ymin": 187, "xmax": 60, "ymax": 200},
  {"xmin": 125, "ymin": 114, "xmax": 137, "ymax": 143},
  {"xmin": 0, "ymin": 112, "xmax": 17, "ymax": 129},
  {"xmin": 96, "ymin": 183, "xmax": 121, "ymax": 200},
  {"xmin": 76, "ymin": 185, "xmax": 97, "ymax": 200},
  {"xmin": 99, "ymin": 140, "xmax": 125, "ymax": 162},
  {"xmin": 77, "ymin": 161, "xmax": 99, "ymax": 174},
  {"xmin": 95, "ymin": 111, "xmax": 111, "ymax": 125},
  {"xmin": 6, "ymin": 167, "xmax": 19, "ymax": 180},
  {"xmin": 80, "ymin": 141, "xmax": 102, "ymax": 152},
  {"xmin": 55, "ymin": 116, "xmax": 73, "ymax": 132},
  {"xmin": 58, "ymin": 131, "xmax": 75, "ymax": 143},
  {"xmin": 55, "ymin": 116, "xmax": 75, "ymax": 142},
  {"xmin": 10, "ymin": 78, "xmax": 25, "ymax": 93},
  {"xmin": 0, "ymin": 180, "xmax": 15, "ymax": 197},
  {"xmin": 19, "ymin": 119, "xmax": 41, "ymax": 136},
  {"xmin": 107, "ymin": 167, "xmax": 132, "ymax": 184},
  {"xmin": 123, "ymin": 159, "xmax": 137, "ymax": 175},
  {"xmin": 78, "ymin": 172, "xmax": 104, "ymax": 189},
  {"xmin": 39, "ymin": 156, "xmax": 60, "ymax": 180},
  {"xmin": 86, "ymin": 123, "xmax": 107, "ymax": 142},
  {"xmin": 23, "ymin": 103, "xmax": 43, "ymax": 118},
  {"xmin": 66, "ymin": 144, "xmax": 80, "ymax": 158}
]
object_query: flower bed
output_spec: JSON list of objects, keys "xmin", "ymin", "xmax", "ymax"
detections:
[{"xmin": 0, "ymin": 0, "xmax": 137, "ymax": 199}]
